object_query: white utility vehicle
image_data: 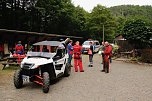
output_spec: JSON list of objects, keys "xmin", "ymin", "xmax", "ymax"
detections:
[
  {"xmin": 14, "ymin": 39, "xmax": 71, "ymax": 93},
  {"xmin": 82, "ymin": 40, "xmax": 100, "ymax": 53}
]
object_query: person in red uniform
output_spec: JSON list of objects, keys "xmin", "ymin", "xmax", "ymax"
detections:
[
  {"xmin": 73, "ymin": 41, "xmax": 84, "ymax": 72},
  {"xmin": 101, "ymin": 41, "xmax": 112, "ymax": 73},
  {"xmin": 15, "ymin": 41, "xmax": 24, "ymax": 55}
]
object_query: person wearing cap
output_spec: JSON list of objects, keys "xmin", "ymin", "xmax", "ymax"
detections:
[
  {"xmin": 15, "ymin": 41, "xmax": 24, "ymax": 55},
  {"xmin": 88, "ymin": 42, "xmax": 94, "ymax": 67}
]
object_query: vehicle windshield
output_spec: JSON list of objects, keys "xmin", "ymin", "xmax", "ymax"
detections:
[
  {"xmin": 27, "ymin": 45, "xmax": 58, "ymax": 58},
  {"xmin": 27, "ymin": 43, "xmax": 65, "ymax": 59},
  {"xmin": 27, "ymin": 52, "xmax": 56, "ymax": 59},
  {"xmin": 29, "ymin": 45, "xmax": 58, "ymax": 53}
]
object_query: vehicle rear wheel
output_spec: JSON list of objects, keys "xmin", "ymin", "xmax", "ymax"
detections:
[
  {"xmin": 42, "ymin": 72, "xmax": 50, "ymax": 93},
  {"xmin": 64, "ymin": 64, "xmax": 71, "ymax": 77},
  {"xmin": 14, "ymin": 69, "xmax": 23, "ymax": 88}
]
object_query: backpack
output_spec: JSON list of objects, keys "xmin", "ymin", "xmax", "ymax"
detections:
[{"xmin": 88, "ymin": 49, "xmax": 92, "ymax": 55}]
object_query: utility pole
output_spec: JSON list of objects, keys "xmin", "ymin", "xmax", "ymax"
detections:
[{"xmin": 102, "ymin": 24, "xmax": 104, "ymax": 42}]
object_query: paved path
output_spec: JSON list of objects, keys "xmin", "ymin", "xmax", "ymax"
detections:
[{"xmin": 0, "ymin": 54, "xmax": 152, "ymax": 101}]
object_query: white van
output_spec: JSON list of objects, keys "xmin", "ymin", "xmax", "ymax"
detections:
[{"xmin": 82, "ymin": 40, "xmax": 100, "ymax": 53}]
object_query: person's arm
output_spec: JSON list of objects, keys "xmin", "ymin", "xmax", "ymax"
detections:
[
  {"xmin": 90, "ymin": 45, "xmax": 94, "ymax": 52},
  {"xmin": 68, "ymin": 44, "xmax": 73, "ymax": 51},
  {"xmin": 70, "ymin": 45, "xmax": 73, "ymax": 51},
  {"xmin": 80, "ymin": 46, "xmax": 83, "ymax": 54}
]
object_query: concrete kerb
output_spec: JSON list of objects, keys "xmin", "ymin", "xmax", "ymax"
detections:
[{"xmin": 114, "ymin": 58, "xmax": 152, "ymax": 66}]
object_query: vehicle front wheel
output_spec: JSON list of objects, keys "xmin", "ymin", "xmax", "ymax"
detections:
[
  {"xmin": 42, "ymin": 72, "xmax": 50, "ymax": 93},
  {"xmin": 64, "ymin": 64, "xmax": 71, "ymax": 77},
  {"xmin": 14, "ymin": 69, "xmax": 23, "ymax": 88}
]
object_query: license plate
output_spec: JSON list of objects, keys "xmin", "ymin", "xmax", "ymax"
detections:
[{"xmin": 22, "ymin": 75, "xmax": 30, "ymax": 82}]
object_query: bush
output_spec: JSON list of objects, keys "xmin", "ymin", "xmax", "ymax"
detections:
[
  {"xmin": 112, "ymin": 44, "xmax": 119, "ymax": 57},
  {"xmin": 141, "ymin": 49, "xmax": 152, "ymax": 63}
]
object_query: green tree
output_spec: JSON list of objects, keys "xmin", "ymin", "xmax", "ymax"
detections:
[
  {"xmin": 69, "ymin": 6, "xmax": 88, "ymax": 36},
  {"xmin": 87, "ymin": 5, "xmax": 116, "ymax": 42},
  {"xmin": 110, "ymin": 5, "xmax": 152, "ymax": 26},
  {"xmin": 123, "ymin": 19, "xmax": 152, "ymax": 48},
  {"xmin": 115, "ymin": 16, "xmax": 126, "ymax": 36},
  {"xmin": 0, "ymin": 0, "xmax": 39, "ymax": 31}
]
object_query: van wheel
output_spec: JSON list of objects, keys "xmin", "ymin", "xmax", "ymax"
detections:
[
  {"xmin": 14, "ymin": 69, "xmax": 23, "ymax": 88},
  {"xmin": 64, "ymin": 64, "xmax": 71, "ymax": 77},
  {"xmin": 42, "ymin": 72, "xmax": 50, "ymax": 93}
]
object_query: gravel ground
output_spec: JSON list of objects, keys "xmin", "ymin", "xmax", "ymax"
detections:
[{"xmin": 0, "ymin": 54, "xmax": 152, "ymax": 101}]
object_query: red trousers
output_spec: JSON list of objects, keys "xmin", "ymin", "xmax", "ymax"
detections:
[{"xmin": 74, "ymin": 59, "xmax": 83, "ymax": 72}]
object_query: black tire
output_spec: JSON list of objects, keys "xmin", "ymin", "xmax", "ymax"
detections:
[
  {"xmin": 42, "ymin": 72, "xmax": 50, "ymax": 93},
  {"xmin": 14, "ymin": 69, "xmax": 23, "ymax": 88},
  {"xmin": 64, "ymin": 64, "xmax": 71, "ymax": 77}
]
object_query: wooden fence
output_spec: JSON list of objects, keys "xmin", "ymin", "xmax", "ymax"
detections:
[{"xmin": 141, "ymin": 49, "xmax": 152, "ymax": 63}]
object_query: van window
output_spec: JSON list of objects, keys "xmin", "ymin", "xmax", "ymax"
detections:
[{"xmin": 83, "ymin": 41, "xmax": 90, "ymax": 45}]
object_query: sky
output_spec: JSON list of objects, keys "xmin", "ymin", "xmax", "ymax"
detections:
[{"xmin": 72, "ymin": 0, "xmax": 152, "ymax": 12}]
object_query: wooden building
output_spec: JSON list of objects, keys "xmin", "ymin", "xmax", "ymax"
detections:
[{"xmin": 0, "ymin": 29, "xmax": 82, "ymax": 59}]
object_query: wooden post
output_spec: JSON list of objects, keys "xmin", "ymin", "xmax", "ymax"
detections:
[{"xmin": 103, "ymin": 24, "xmax": 104, "ymax": 42}]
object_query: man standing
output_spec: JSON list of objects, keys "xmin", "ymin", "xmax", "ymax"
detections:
[
  {"xmin": 88, "ymin": 42, "xmax": 94, "ymax": 67},
  {"xmin": 101, "ymin": 41, "xmax": 112, "ymax": 73},
  {"xmin": 15, "ymin": 41, "xmax": 24, "ymax": 55},
  {"xmin": 67, "ymin": 40, "xmax": 73, "ymax": 67},
  {"xmin": 73, "ymin": 41, "xmax": 84, "ymax": 72}
]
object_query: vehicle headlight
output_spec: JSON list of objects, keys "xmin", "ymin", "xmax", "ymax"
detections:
[{"xmin": 21, "ymin": 63, "xmax": 35, "ymax": 69}]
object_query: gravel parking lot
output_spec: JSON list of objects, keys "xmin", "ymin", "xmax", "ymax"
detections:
[{"xmin": 0, "ymin": 54, "xmax": 152, "ymax": 101}]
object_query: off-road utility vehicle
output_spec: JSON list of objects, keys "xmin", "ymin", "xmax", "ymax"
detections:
[{"xmin": 14, "ymin": 39, "xmax": 71, "ymax": 93}]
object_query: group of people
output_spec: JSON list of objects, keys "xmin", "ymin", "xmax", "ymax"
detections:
[
  {"xmin": 15, "ymin": 40, "xmax": 112, "ymax": 73},
  {"xmin": 67, "ymin": 40, "xmax": 84, "ymax": 72},
  {"xmin": 67, "ymin": 40, "xmax": 113, "ymax": 73}
]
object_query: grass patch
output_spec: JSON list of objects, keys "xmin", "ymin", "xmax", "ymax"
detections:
[
  {"xmin": 0, "ymin": 65, "xmax": 19, "ymax": 76},
  {"xmin": 3, "ymin": 66, "xmax": 19, "ymax": 70}
]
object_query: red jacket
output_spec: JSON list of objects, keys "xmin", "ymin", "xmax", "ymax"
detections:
[
  {"xmin": 73, "ymin": 45, "xmax": 82, "ymax": 59},
  {"xmin": 15, "ymin": 44, "xmax": 24, "ymax": 52},
  {"xmin": 104, "ymin": 45, "xmax": 112, "ymax": 56}
]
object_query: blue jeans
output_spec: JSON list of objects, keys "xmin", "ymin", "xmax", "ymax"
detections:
[
  {"xmin": 89, "ymin": 54, "xmax": 93, "ymax": 62},
  {"xmin": 68, "ymin": 54, "xmax": 72, "ymax": 65},
  {"xmin": 16, "ymin": 51, "xmax": 23, "ymax": 55},
  {"xmin": 109, "ymin": 56, "xmax": 112, "ymax": 63},
  {"xmin": 89, "ymin": 54, "xmax": 93, "ymax": 65}
]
